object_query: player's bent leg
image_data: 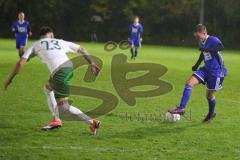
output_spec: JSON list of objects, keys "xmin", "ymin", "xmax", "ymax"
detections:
[
  {"xmin": 186, "ymin": 75, "xmax": 201, "ymax": 87},
  {"xmin": 203, "ymin": 90, "xmax": 216, "ymax": 123},
  {"xmin": 44, "ymin": 82, "xmax": 60, "ymax": 120},
  {"xmin": 57, "ymin": 98, "xmax": 101, "ymax": 135},
  {"xmin": 168, "ymin": 76, "xmax": 201, "ymax": 115},
  {"xmin": 56, "ymin": 97, "xmax": 92, "ymax": 124},
  {"xmin": 42, "ymin": 83, "xmax": 62, "ymax": 131}
]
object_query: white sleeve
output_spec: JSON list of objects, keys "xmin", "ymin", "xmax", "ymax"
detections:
[
  {"xmin": 62, "ymin": 40, "xmax": 81, "ymax": 53},
  {"xmin": 22, "ymin": 44, "xmax": 35, "ymax": 59}
]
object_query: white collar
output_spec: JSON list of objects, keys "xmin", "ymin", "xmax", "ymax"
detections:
[
  {"xmin": 18, "ymin": 20, "xmax": 25, "ymax": 24},
  {"xmin": 133, "ymin": 23, "xmax": 139, "ymax": 26}
]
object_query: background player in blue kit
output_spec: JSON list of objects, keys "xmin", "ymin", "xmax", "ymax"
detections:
[
  {"xmin": 168, "ymin": 24, "xmax": 227, "ymax": 123},
  {"xmin": 129, "ymin": 16, "xmax": 143, "ymax": 59},
  {"xmin": 11, "ymin": 12, "xmax": 32, "ymax": 58}
]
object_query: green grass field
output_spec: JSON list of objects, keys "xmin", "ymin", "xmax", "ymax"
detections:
[{"xmin": 0, "ymin": 39, "xmax": 240, "ymax": 160}]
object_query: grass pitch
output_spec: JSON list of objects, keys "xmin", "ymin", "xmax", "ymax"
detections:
[{"xmin": 0, "ymin": 39, "xmax": 240, "ymax": 160}]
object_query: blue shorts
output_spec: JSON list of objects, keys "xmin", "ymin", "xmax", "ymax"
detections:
[
  {"xmin": 16, "ymin": 38, "xmax": 27, "ymax": 49},
  {"xmin": 194, "ymin": 67, "xmax": 224, "ymax": 90},
  {"xmin": 130, "ymin": 39, "xmax": 141, "ymax": 47}
]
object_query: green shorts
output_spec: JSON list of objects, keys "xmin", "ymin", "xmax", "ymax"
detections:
[{"xmin": 49, "ymin": 67, "xmax": 74, "ymax": 99}]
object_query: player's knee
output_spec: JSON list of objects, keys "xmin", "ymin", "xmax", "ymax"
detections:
[
  {"xmin": 57, "ymin": 98, "xmax": 70, "ymax": 110},
  {"xmin": 186, "ymin": 76, "xmax": 200, "ymax": 87},
  {"xmin": 57, "ymin": 99, "xmax": 66, "ymax": 105},
  {"xmin": 206, "ymin": 92, "xmax": 215, "ymax": 100},
  {"xmin": 206, "ymin": 95, "xmax": 215, "ymax": 100},
  {"xmin": 185, "ymin": 80, "xmax": 194, "ymax": 87}
]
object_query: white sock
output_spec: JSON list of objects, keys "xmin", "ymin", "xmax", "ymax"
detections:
[
  {"xmin": 58, "ymin": 103, "xmax": 93, "ymax": 125},
  {"xmin": 44, "ymin": 87, "xmax": 60, "ymax": 120}
]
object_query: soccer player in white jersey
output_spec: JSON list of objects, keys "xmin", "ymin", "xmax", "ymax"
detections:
[{"xmin": 4, "ymin": 26, "xmax": 101, "ymax": 134}]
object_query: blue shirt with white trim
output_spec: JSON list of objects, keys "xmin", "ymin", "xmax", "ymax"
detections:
[
  {"xmin": 129, "ymin": 23, "xmax": 143, "ymax": 40},
  {"xmin": 200, "ymin": 36, "xmax": 227, "ymax": 77},
  {"xmin": 11, "ymin": 21, "xmax": 30, "ymax": 39}
]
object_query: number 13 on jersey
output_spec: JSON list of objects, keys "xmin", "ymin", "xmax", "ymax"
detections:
[{"xmin": 41, "ymin": 40, "xmax": 62, "ymax": 50}]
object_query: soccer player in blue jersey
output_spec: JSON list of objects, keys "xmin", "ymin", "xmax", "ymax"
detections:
[
  {"xmin": 168, "ymin": 24, "xmax": 227, "ymax": 123},
  {"xmin": 129, "ymin": 16, "xmax": 143, "ymax": 59},
  {"xmin": 11, "ymin": 12, "xmax": 32, "ymax": 58}
]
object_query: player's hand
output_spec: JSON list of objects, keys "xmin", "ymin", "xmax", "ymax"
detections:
[
  {"xmin": 140, "ymin": 38, "xmax": 143, "ymax": 42},
  {"xmin": 91, "ymin": 63, "xmax": 100, "ymax": 76},
  {"xmin": 192, "ymin": 65, "xmax": 198, "ymax": 71},
  {"xmin": 29, "ymin": 32, "xmax": 32, "ymax": 36},
  {"xmin": 4, "ymin": 78, "xmax": 12, "ymax": 90}
]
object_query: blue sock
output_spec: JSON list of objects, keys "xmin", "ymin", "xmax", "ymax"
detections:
[
  {"xmin": 179, "ymin": 84, "xmax": 193, "ymax": 109},
  {"xmin": 208, "ymin": 96, "xmax": 216, "ymax": 116}
]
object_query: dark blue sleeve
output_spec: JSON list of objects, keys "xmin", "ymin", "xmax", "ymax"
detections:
[
  {"xmin": 209, "ymin": 37, "xmax": 222, "ymax": 48},
  {"xmin": 207, "ymin": 37, "xmax": 224, "ymax": 52}
]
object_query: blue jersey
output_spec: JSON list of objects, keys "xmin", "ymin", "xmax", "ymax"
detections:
[
  {"xmin": 200, "ymin": 36, "xmax": 227, "ymax": 77},
  {"xmin": 129, "ymin": 23, "xmax": 143, "ymax": 40},
  {"xmin": 11, "ymin": 21, "xmax": 30, "ymax": 39}
]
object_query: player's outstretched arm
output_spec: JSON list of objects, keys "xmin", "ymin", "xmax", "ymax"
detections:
[
  {"xmin": 77, "ymin": 48, "xmax": 100, "ymax": 76},
  {"xmin": 192, "ymin": 52, "xmax": 204, "ymax": 71},
  {"xmin": 4, "ymin": 58, "xmax": 27, "ymax": 90}
]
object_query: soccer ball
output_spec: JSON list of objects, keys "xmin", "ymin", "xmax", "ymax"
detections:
[{"xmin": 165, "ymin": 112, "xmax": 181, "ymax": 122}]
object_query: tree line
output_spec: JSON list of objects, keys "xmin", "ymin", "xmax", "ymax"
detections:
[{"xmin": 0, "ymin": 0, "xmax": 239, "ymax": 48}]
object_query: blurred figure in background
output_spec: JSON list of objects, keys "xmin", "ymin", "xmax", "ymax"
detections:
[
  {"xmin": 90, "ymin": 15, "xmax": 103, "ymax": 42},
  {"xmin": 129, "ymin": 16, "xmax": 143, "ymax": 59},
  {"xmin": 11, "ymin": 12, "xmax": 32, "ymax": 58}
]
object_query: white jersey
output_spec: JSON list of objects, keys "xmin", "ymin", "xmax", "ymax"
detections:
[{"xmin": 22, "ymin": 38, "xmax": 80, "ymax": 73}]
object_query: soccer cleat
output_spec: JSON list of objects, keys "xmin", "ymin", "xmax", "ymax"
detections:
[
  {"xmin": 168, "ymin": 107, "xmax": 185, "ymax": 115},
  {"xmin": 90, "ymin": 119, "xmax": 101, "ymax": 135},
  {"xmin": 203, "ymin": 113, "xmax": 216, "ymax": 123},
  {"xmin": 42, "ymin": 119, "xmax": 62, "ymax": 131}
]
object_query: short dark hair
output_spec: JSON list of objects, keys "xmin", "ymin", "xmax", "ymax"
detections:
[
  {"xmin": 39, "ymin": 26, "xmax": 53, "ymax": 37},
  {"xmin": 194, "ymin": 24, "xmax": 207, "ymax": 33}
]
